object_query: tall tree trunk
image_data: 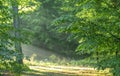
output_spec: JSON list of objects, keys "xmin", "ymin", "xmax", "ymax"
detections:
[{"xmin": 12, "ymin": 0, "xmax": 23, "ymax": 64}]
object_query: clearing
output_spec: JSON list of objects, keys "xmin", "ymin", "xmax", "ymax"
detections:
[{"xmin": 22, "ymin": 45, "xmax": 111, "ymax": 76}]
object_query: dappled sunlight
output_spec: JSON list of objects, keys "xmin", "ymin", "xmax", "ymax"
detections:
[
  {"xmin": 1, "ymin": 0, "xmax": 119, "ymax": 75},
  {"xmin": 22, "ymin": 45, "xmax": 112, "ymax": 76},
  {"xmin": 22, "ymin": 65, "xmax": 111, "ymax": 76}
]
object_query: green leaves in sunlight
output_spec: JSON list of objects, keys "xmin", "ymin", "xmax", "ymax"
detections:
[
  {"xmin": 54, "ymin": 0, "xmax": 120, "ymax": 76},
  {"xmin": 0, "ymin": 0, "xmax": 30, "ymax": 75},
  {"xmin": 1, "ymin": 0, "xmax": 119, "ymax": 75}
]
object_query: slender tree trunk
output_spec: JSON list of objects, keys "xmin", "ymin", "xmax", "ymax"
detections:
[
  {"xmin": 96, "ymin": 51, "xmax": 99, "ymax": 63},
  {"xmin": 12, "ymin": 0, "xmax": 23, "ymax": 64},
  {"xmin": 115, "ymin": 51, "xmax": 118, "ymax": 57}
]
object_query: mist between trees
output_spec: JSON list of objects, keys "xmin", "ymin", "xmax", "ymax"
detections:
[{"xmin": 0, "ymin": 0, "xmax": 120, "ymax": 76}]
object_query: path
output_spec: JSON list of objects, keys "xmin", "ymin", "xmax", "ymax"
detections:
[{"xmin": 22, "ymin": 66, "xmax": 111, "ymax": 76}]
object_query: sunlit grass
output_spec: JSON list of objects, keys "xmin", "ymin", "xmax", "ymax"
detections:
[
  {"xmin": 22, "ymin": 45, "xmax": 112, "ymax": 76},
  {"xmin": 23, "ymin": 58, "xmax": 112, "ymax": 76},
  {"xmin": 22, "ymin": 64, "xmax": 112, "ymax": 76}
]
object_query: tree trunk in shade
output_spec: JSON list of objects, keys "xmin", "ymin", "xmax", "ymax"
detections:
[{"xmin": 12, "ymin": 0, "xmax": 23, "ymax": 64}]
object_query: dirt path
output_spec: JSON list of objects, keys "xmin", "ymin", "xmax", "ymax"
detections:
[
  {"xmin": 22, "ymin": 45, "xmax": 111, "ymax": 76},
  {"xmin": 29, "ymin": 66, "xmax": 94, "ymax": 71},
  {"xmin": 22, "ymin": 66, "xmax": 111, "ymax": 76}
]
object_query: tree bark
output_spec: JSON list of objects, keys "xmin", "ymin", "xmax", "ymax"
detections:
[{"xmin": 12, "ymin": 0, "xmax": 23, "ymax": 64}]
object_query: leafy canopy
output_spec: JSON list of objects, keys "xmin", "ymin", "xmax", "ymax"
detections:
[{"xmin": 54, "ymin": 0, "xmax": 120, "ymax": 75}]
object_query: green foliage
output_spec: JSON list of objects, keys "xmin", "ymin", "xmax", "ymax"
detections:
[
  {"xmin": 54, "ymin": 0, "xmax": 120, "ymax": 75},
  {"xmin": 0, "ymin": 0, "xmax": 30, "ymax": 75},
  {"xmin": 21, "ymin": 0, "xmax": 79, "ymax": 58},
  {"xmin": 1, "ymin": 0, "xmax": 119, "ymax": 75}
]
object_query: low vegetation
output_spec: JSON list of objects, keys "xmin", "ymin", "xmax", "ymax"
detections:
[
  {"xmin": 23, "ymin": 61, "xmax": 112, "ymax": 76},
  {"xmin": 0, "ymin": 0, "xmax": 119, "ymax": 76},
  {"xmin": 22, "ymin": 51, "xmax": 112, "ymax": 76}
]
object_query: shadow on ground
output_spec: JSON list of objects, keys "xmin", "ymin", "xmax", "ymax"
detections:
[
  {"xmin": 22, "ymin": 68, "xmax": 111, "ymax": 76},
  {"xmin": 22, "ymin": 69, "xmax": 79, "ymax": 76}
]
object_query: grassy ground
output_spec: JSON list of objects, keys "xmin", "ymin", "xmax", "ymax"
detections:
[
  {"xmin": 22, "ymin": 65, "xmax": 111, "ymax": 76},
  {"xmin": 22, "ymin": 45, "xmax": 112, "ymax": 76},
  {"xmin": 22, "ymin": 58, "xmax": 112, "ymax": 76},
  {"xmin": 0, "ymin": 45, "xmax": 113, "ymax": 76}
]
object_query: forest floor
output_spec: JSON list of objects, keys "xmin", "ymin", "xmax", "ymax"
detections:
[
  {"xmin": 22, "ymin": 45, "xmax": 112, "ymax": 76},
  {"xmin": 22, "ymin": 65, "xmax": 111, "ymax": 76}
]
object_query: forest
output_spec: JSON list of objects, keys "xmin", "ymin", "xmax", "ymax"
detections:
[{"xmin": 0, "ymin": 0, "xmax": 120, "ymax": 76}]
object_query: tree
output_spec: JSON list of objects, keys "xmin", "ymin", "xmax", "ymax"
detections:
[
  {"xmin": 11, "ymin": 0, "xmax": 38, "ymax": 64},
  {"xmin": 12, "ymin": 0, "xmax": 23, "ymax": 64},
  {"xmin": 21, "ymin": 0, "xmax": 79, "ymax": 58},
  {"xmin": 0, "ymin": 0, "xmax": 31, "ymax": 74},
  {"xmin": 54, "ymin": 0, "xmax": 120, "ymax": 75}
]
